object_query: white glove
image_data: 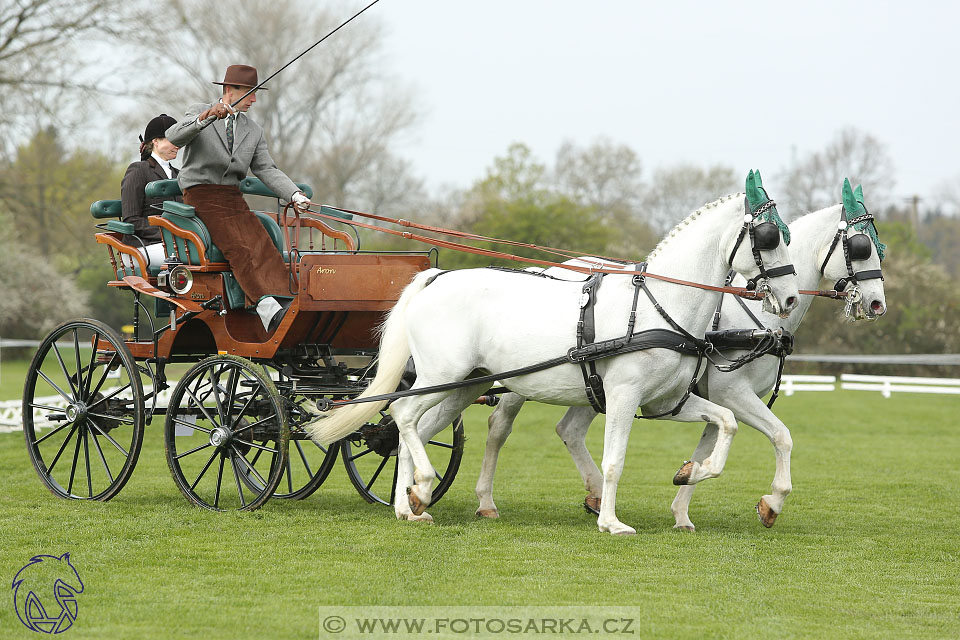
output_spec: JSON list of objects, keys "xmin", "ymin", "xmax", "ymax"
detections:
[{"xmin": 291, "ymin": 191, "xmax": 311, "ymax": 212}]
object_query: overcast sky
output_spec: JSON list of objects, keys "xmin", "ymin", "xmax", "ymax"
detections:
[{"xmin": 368, "ymin": 0, "xmax": 958, "ymax": 206}]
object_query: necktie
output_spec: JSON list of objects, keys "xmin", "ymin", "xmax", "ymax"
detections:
[{"xmin": 226, "ymin": 114, "xmax": 235, "ymax": 153}]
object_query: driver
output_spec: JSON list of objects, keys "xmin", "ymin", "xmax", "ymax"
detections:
[{"xmin": 166, "ymin": 64, "xmax": 310, "ymax": 332}]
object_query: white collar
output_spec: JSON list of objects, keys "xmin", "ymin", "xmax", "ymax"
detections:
[{"xmin": 150, "ymin": 152, "xmax": 173, "ymax": 178}]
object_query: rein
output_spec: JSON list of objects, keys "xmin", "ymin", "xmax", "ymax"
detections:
[{"xmin": 301, "ymin": 204, "xmax": 771, "ymax": 300}]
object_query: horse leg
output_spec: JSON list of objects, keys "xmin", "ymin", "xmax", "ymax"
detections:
[
  {"xmin": 390, "ymin": 393, "xmax": 447, "ymax": 516},
  {"xmin": 670, "ymin": 423, "xmax": 719, "ymax": 531},
  {"xmin": 554, "ymin": 406, "xmax": 602, "ymax": 513},
  {"xmin": 713, "ymin": 391, "xmax": 792, "ymax": 528},
  {"xmin": 652, "ymin": 395, "xmax": 738, "ymax": 486},
  {"xmin": 596, "ymin": 395, "xmax": 640, "ymax": 536},
  {"xmin": 476, "ymin": 392, "xmax": 525, "ymax": 518}
]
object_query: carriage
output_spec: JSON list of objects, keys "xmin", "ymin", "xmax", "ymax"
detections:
[{"xmin": 21, "ymin": 178, "xmax": 468, "ymax": 511}]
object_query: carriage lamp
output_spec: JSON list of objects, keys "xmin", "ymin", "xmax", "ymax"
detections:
[
  {"xmin": 169, "ymin": 265, "xmax": 194, "ymax": 295},
  {"xmin": 157, "ymin": 255, "xmax": 183, "ymax": 290}
]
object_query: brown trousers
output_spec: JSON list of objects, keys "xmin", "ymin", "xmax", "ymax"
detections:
[{"xmin": 183, "ymin": 184, "xmax": 290, "ymax": 303}]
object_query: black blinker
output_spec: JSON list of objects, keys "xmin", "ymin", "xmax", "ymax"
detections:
[
  {"xmin": 752, "ymin": 222, "xmax": 781, "ymax": 251},
  {"xmin": 847, "ymin": 233, "xmax": 872, "ymax": 261}
]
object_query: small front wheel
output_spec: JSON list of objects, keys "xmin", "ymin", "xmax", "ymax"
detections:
[{"xmin": 164, "ymin": 355, "xmax": 288, "ymax": 511}]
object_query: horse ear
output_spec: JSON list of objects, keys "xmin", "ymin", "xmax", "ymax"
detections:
[
  {"xmin": 754, "ymin": 169, "xmax": 763, "ymax": 187},
  {"xmin": 854, "ymin": 183, "xmax": 864, "ymax": 203},
  {"xmin": 842, "ymin": 178, "xmax": 859, "ymax": 215},
  {"xmin": 745, "ymin": 170, "xmax": 762, "ymax": 210}
]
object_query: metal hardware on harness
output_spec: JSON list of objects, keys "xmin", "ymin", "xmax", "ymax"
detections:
[
  {"xmin": 576, "ymin": 273, "xmax": 607, "ymax": 413},
  {"xmin": 819, "ymin": 205, "xmax": 884, "ymax": 297}
]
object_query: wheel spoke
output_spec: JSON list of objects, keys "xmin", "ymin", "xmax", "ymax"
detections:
[
  {"xmin": 210, "ymin": 367, "xmax": 229, "ymax": 426},
  {"xmin": 242, "ymin": 440, "xmax": 279, "ymax": 455},
  {"xmin": 230, "ymin": 383, "xmax": 262, "ymax": 429},
  {"xmin": 73, "ymin": 329, "xmax": 83, "ymax": 399},
  {"xmin": 170, "ymin": 416, "xmax": 212, "ymax": 434},
  {"xmin": 183, "ymin": 385, "xmax": 221, "ymax": 428},
  {"xmin": 174, "ymin": 442, "xmax": 213, "ymax": 461},
  {"xmin": 66, "ymin": 424, "xmax": 84, "ymax": 495},
  {"xmin": 82, "ymin": 333, "xmax": 100, "ymax": 400},
  {"xmin": 190, "ymin": 448, "xmax": 220, "ymax": 491},
  {"xmin": 233, "ymin": 447, "xmax": 268, "ymax": 488},
  {"xmin": 89, "ymin": 431, "xmax": 114, "ymax": 483},
  {"xmin": 87, "ymin": 419, "xmax": 129, "ymax": 457},
  {"xmin": 86, "ymin": 383, "xmax": 132, "ymax": 411},
  {"xmin": 83, "ymin": 426, "xmax": 93, "ymax": 497},
  {"xmin": 233, "ymin": 413, "xmax": 276, "ymax": 435},
  {"xmin": 349, "ymin": 447, "xmax": 375, "ymax": 462},
  {"xmin": 427, "ymin": 440, "xmax": 454, "ymax": 449},
  {"xmin": 87, "ymin": 412, "xmax": 135, "ymax": 425},
  {"xmin": 47, "ymin": 424, "xmax": 78, "ymax": 474},
  {"xmin": 389, "ymin": 456, "xmax": 399, "ymax": 505},
  {"xmin": 87, "ymin": 352, "xmax": 118, "ymax": 400},
  {"xmin": 285, "ymin": 456, "xmax": 293, "ymax": 493},
  {"xmin": 230, "ymin": 453, "xmax": 247, "ymax": 508},
  {"xmin": 294, "ymin": 440, "xmax": 314, "ymax": 477},
  {"xmin": 214, "ymin": 454, "xmax": 226, "ymax": 509},
  {"xmin": 365, "ymin": 455, "xmax": 390, "ymax": 492},
  {"xmin": 36, "ymin": 369, "xmax": 74, "ymax": 404},
  {"xmin": 32, "ymin": 421, "xmax": 72, "ymax": 446},
  {"xmin": 52, "ymin": 340, "xmax": 79, "ymax": 398}
]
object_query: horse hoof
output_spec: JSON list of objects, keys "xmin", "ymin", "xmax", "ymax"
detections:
[
  {"xmin": 476, "ymin": 508, "xmax": 499, "ymax": 519},
  {"xmin": 756, "ymin": 498, "xmax": 778, "ymax": 528},
  {"xmin": 673, "ymin": 524, "xmax": 696, "ymax": 533},
  {"xmin": 673, "ymin": 461, "xmax": 695, "ymax": 485},
  {"xmin": 583, "ymin": 495, "xmax": 601, "ymax": 515},
  {"xmin": 599, "ymin": 521, "xmax": 636, "ymax": 536},
  {"xmin": 406, "ymin": 486, "xmax": 427, "ymax": 516},
  {"xmin": 400, "ymin": 511, "xmax": 434, "ymax": 523}
]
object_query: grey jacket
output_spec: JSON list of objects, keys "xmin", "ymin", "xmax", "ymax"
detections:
[{"xmin": 165, "ymin": 103, "xmax": 299, "ymax": 201}]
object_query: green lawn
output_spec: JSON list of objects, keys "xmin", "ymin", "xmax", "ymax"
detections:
[{"xmin": 1, "ymin": 391, "xmax": 957, "ymax": 639}]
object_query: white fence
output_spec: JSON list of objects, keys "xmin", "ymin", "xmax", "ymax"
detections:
[
  {"xmin": 839, "ymin": 373, "xmax": 960, "ymax": 398},
  {"xmin": 780, "ymin": 375, "xmax": 836, "ymax": 395}
]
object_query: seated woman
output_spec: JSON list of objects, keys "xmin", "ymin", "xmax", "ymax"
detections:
[{"xmin": 119, "ymin": 114, "xmax": 183, "ymax": 269}]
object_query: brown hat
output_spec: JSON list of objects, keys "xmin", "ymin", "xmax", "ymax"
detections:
[{"xmin": 212, "ymin": 64, "xmax": 267, "ymax": 90}]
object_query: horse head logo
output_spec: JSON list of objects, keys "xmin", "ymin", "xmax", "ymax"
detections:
[{"xmin": 12, "ymin": 553, "xmax": 84, "ymax": 634}]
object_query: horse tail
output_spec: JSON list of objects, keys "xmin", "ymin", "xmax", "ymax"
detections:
[{"xmin": 308, "ymin": 269, "xmax": 440, "ymax": 445}]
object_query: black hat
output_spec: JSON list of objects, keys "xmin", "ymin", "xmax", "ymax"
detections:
[{"xmin": 142, "ymin": 114, "xmax": 176, "ymax": 144}]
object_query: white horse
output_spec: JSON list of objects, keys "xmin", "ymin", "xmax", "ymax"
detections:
[
  {"xmin": 309, "ymin": 171, "xmax": 800, "ymax": 535},
  {"xmin": 476, "ymin": 178, "xmax": 887, "ymax": 531}
]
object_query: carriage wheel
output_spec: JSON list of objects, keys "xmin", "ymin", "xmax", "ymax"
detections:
[
  {"xmin": 249, "ymin": 365, "xmax": 339, "ymax": 500},
  {"xmin": 23, "ymin": 319, "xmax": 145, "ymax": 501},
  {"xmin": 341, "ymin": 412, "xmax": 464, "ymax": 506},
  {"xmin": 164, "ymin": 355, "xmax": 288, "ymax": 511}
]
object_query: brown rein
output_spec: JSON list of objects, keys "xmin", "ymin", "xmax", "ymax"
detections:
[{"xmin": 288, "ymin": 203, "xmax": 845, "ymax": 300}]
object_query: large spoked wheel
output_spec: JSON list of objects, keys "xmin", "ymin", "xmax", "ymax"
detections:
[
  {"xmin": 256, "ymin": 365, "xmax": 339, "ymax": 500},
  {"xmin": 341, "ymin": 412, "xmax": 464, "ymax": 506},
  {"xmin": 164, "ymin": 355, "xmax": 288, "ymax": 511},
  {"xmin": 23, "ymin": 319, "xmax": 145, "ymax": 501}
]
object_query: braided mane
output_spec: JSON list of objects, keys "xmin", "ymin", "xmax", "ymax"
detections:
[{"xmin": 645, "ymin": 194, "xmax": 739, "ymax": 262}]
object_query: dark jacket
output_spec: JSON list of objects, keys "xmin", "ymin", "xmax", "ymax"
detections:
[{"xmin": 120, "ymin": 156, "xmax": 182, "ymax": 246}]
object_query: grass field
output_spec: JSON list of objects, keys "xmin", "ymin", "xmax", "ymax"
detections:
[{"xmin": 0, "ymin": 387, "xmax": 957, "ymax": 639}]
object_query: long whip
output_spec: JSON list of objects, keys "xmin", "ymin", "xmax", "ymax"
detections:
[{"xmin": 200, "ymin": 0, "xmax": 381, "ymax": 128}]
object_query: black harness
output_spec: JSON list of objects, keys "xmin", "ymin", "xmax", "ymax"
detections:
[
  {"xmin": 727, "ymin": 199, "xmax": 797, "ymax": 290},
  {"xmin": 819, "ymin": 206, "xmax": 884, "ymax": 294}
]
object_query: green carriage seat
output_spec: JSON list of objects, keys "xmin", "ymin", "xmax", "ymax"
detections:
[{"xmin": 90, "ymin": 199, "xmax": 163, "ymax": 277}]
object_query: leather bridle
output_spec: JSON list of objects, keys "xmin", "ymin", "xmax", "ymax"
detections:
[{"xmin": 726, "ymin": 198, "xmax": 797, "ymax": 291}]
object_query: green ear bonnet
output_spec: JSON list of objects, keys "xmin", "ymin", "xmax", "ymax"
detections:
[
  {"xmin": 842, "ymin": 178, "xmax": 885, "ymax": 261},
  {"xmin": 745, "ymin": 169, "xmax": 790, "ymax": 245}
]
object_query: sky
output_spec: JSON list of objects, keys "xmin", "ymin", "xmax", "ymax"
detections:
[{"xmin": 365, "ymin": 0, "xmax": 960, "ymax": 206}]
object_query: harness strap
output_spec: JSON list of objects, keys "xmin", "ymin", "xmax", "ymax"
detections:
[{"xmin": 576, "ymin": 273, "xmax": 607, "ymax": 413}]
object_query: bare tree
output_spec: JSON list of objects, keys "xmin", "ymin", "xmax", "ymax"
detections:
[
  {"xmin": 554, "ymin": 137, "xmax": 643, "ymax": 213},
  {"xmin": 0, "ymin": 0, "xmax": 144, "ymax": 151},
  {"xmin": 642, "ymin": 163, "xmax": 739, "ymax": 232},
  {"xmin": 780, "ymin": 127, "xmax": 896, "ymax": 215},
  {"xmin": 149, "ymin": 0, "xmax": 420, "ymax": 208}
]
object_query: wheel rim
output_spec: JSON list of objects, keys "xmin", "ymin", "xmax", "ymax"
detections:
[
  {"xmin": 164, "ymin": 356, "xmax": 288, "ymax": 511},
  {"xmin": 342, "ymin": 414, "xmax": 464, "ymax": 506},
  {"xmin": 23, "ymin": 319, "xmax": 144, "ymax": 501},
  {"xmin": 257, "ymin": 365, "xmax": 339, "ymax": 500}
]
